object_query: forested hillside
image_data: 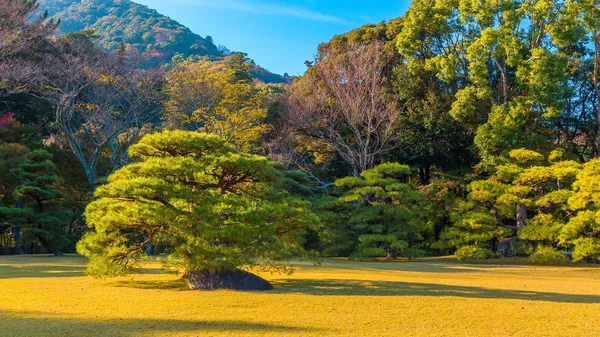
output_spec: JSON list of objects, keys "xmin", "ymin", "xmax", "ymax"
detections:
[
  {"xmin": 37, "ymin": 0, "xmax": 289, "ymax": 83},
  {"xmin": 39, "ymin": 0, "xmax": 221, "ymax": 60}
]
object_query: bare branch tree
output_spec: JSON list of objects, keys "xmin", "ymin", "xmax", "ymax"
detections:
[
  {"xmin": 0, "ymin": 0, "xmax": 57, "ymax": 96},
  {"xmin": 31, "ymin": 36, "xmax": 165, "ymax": 189},
  {"xmin": 283, "ymin": 42, "xmax": 400, "ymax": 176}
]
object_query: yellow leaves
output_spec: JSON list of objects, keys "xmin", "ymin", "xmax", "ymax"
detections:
[
  {"xmin": 164, "ymin": 58, "xmax": 268, "ymax": 152},
  {"xmin": 548, "ymin": 148, "xmax": 565, "ymax": 162},
  {"xmin": 508, "ymin": 148, "xmax": 545, "ymax": 163},
  {"xmin": 97, "ymin": 73, "xmax": 117, "ymax": 84}
]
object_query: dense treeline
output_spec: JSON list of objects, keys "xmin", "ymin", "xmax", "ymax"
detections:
[{"xmin": 2, "ymin": 0, "xmax": 600, "ymax": 287}]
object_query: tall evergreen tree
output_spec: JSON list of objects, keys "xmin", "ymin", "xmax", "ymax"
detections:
[{"xmin": 10, "ymin": 150, "xmax": 71, "ymax": 255}]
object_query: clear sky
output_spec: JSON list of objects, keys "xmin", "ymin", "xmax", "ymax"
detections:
[{"xmin": 133, "ymin": 0, "xmax": 412, "ymax": 76}]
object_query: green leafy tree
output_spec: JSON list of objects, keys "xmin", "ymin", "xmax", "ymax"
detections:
[
  {"xmin": 333, "ymin": 163, "xmax": 424, "ymax": 259},
  {"xmin": 560, "ymin": 159, "xmax": 600, "ymax": 262},
  {"xmin": 397, "ymin": 0, "xmax": 585, "ymax": 165},
  {"xmin": 77, "ymin": 130, "xmax": 319, "ymax": 288}
]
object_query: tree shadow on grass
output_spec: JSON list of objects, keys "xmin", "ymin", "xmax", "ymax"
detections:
[
  {"xmin": 315, "ymin": 258, "xmax": 599, "ymax": 274},
  {"xmin": 271, "ymin": 278, "xmax": 600, "ymax": 304},
  {"xmin": 0, "ymin": 263, "xmax": 86, "ymax": 279},
  {"xmin": 292, "ymin": 259, "xmax": 537, "ymax": 276},
  {"xmin": 0, "ymin": 255, "xmax": 167, "ymax": 279},
  {"xmin": 111, "ymin": 278, "xmax": 189, "ymax": 290},
  {"xmin": 0, "ymin": 310, "xmax": 316, "ymax": 336},
  {"xmin": 310, "ymin": 258, "xmax": 600, "ymax": 275}
]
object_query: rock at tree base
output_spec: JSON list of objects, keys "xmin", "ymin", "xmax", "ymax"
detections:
[
  {"xmin": 188, "ymin": 269, "xmax": 274, "ymax": 291},
  {"xmin": 497, "ymin": 237, "xmax": 518, "ymax": 257}
]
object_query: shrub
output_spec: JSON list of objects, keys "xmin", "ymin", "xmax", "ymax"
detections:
[
  {"xmin": 529, "ymin": 246, "xmax": 568, "ymax": 264},
  {"xmin": 349, "ymin": 247, "xmax": 387, "ymax": 261},
  {"xmin": 455, "ymin": 245, "xmax": 495, "ymax": 260},
  {"xmin": 402, "ymin": 247, "xmax": 427, "ymax": 259}
]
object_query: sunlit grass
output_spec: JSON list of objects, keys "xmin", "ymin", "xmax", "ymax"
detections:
[{"xmin": 0, "ymin": 255, "xmax": 599, "ymax": 336}]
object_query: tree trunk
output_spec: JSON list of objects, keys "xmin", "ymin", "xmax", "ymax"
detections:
[
  {"xmin": 418, "ymin": 165, "xmax": 431, "ymax": 185},
  {"xmin": 592, "ymin": 25, "xmax": 600, "ymax": 158},
  {"xmin": 37, "ymin": 235, "xmax": 62, "ymax": 256},
  {"xmin": 12, "ymin": 224, "xmax": 24, "ymax": 255},
  {"xmin": 62, "ymin": 123, "xmax": 98, "ymax": 191},
  {"xmin": 419, "ymin": 168, "xmax": 426, "ymax": 185},
  {"xmin": 12, "ymin": 200, "xmax": 24, "ymax": 254},
  {"xmin": 516, "ymin": 203, "xmax": 527, "ymax": 228}
]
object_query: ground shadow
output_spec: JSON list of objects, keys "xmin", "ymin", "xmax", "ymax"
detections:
[
  {"xmin": 111, "ymin": 278, "xmax": 189, "ymax": 290},
  {"xmin": 0, "ymin": 310, "xmax": 317, "ymax": 336},
  {"xmin": 290, "ymin": 259, "xmax": 539, "ymax": 276},
  {"xmin": 0, "ymin": 255, "xmax": 166, "ymax": 279},
  {"xmin": 309, "ymin": 258, "xmax": 600, "ymax": 275},
  {"xmin": 271, "ymin": 278, "xmax": 600, "ymax": 304},
  {"xmin": 0, "ymin": 263, "xmax": 85, "ymax": 279}
]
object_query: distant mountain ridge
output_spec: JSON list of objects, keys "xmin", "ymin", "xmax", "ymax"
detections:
[{"xmin": 37, "ymin": 0, "xmax": 288, "ymax": 83}]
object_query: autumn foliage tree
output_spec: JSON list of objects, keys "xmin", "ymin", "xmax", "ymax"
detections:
[
  {"xmin": 32, "ymin": 33, "xmax": 165, "ymax": 189},
  {"xmin": 0, "ymin": 0, "xmax": 57, "ymax": 96},
  {"xmin": 164, "ymin": 55, "xmax": 268, "ymax": 152}
]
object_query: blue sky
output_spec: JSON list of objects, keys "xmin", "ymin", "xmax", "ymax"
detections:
[{"xmin": 133, "ymin": 0, "xmax": 412, "ymax": 76}]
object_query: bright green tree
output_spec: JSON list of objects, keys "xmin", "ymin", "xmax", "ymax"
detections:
[
  {"xmin": 333, "ymin": 163, "xmax": 424, "ymax": 259},
  {"xmin": 397, "ymin": 0, "xmax": 584, "ymax": 165},
  {"xmin": 77, "ymin": 130, "xmax": 319, "ymax": 288},
  {"xmin": 438, "ymin": 148, "xmax": 582, "ymax": 260},
  {"xmin": 560, "ymin": 159, "xmax": 600, "ymax": 262}
]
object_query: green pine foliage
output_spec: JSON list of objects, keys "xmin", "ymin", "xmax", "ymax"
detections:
[
  {"xmin": 332, "ymin": 163, "xmax": 425, "ymax": 260},
  {"xmin": 5, "ymin": 150, "xmax": 72, "ymax": 255},
  {"xmin": 312, "ymin": 195, "xmax": 355, "ymax": 257},
  {"xmin": 436, "ymin": 148, "xmax": 589, "ymax": 260},
  {"xmin": 77, "ymin": 130, "xmax": 320, "ymax": 277}
]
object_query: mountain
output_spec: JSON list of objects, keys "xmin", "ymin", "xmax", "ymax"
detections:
[{"xmin": 37, "ymin": 0, "xmax": 288, "ymax": 83}]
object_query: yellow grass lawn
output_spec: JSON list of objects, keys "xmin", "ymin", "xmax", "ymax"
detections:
[{"xmin": 0, "ymin": 255, "xmax": 599, "ymax": 337}]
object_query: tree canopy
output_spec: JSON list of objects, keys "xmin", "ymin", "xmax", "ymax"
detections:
[{"xmin": 77, "ymin": 130, "xmax": 319, "ymax": 283}]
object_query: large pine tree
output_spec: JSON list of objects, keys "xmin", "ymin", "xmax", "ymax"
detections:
[
  {"xmin": 11, "ymin": 150, "xmax": 71, "ymax": 255},
  {"xmin": 77, "ymin": 130, "xmax": 319, "ymax": 289}
]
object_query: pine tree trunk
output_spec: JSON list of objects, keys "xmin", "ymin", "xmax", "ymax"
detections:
[
  {"xmin": 13, "ymin": 200, "xmax": 24, "ymax": 255},
  {"xmin": 37, "ymin": 235, "xmax": 62, "ymax": 256},
  {"xmin": 12, "ymin": 224, "xmax": 24, "ymax": 255},
  {"xmin": 516, "ymin": 203, "xmax": 527, "ymax": 228}
]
